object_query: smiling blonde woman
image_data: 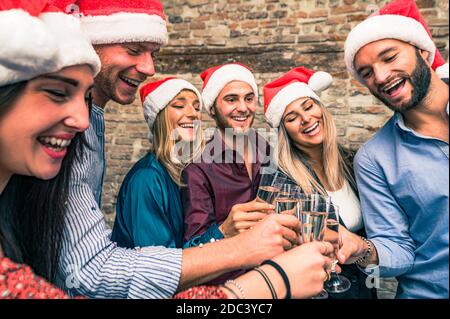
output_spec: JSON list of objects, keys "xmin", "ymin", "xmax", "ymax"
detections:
[
  {"xmin": 263, "ymin": 66, "xmax": 377, "ymax": 299},
  {"xmin": 111, "ymin": 77, "xmax": 206, "ymax": 249}
]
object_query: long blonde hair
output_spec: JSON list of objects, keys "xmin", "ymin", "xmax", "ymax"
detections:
[
  {"xmin": 276, "ymin": 99, "xmax": 354, "ymax": 195},
  {"xmin": 151, "ymin": 97, "xmax": 204, "ymax": 187}
]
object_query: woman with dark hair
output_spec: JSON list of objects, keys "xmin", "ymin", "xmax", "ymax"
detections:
[{"xmin": 0, "ymin": 0, "xmax": 101, "ymax": 298}]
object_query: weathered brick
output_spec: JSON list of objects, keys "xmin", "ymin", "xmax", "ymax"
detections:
[
  {"xmin": 242, "ymin": 21, "xmax": 258, "ymax": 29},
  {"xmin": 206, "ymin": 38, "xmax": 227, "ymax": 46},
  {"xmin": 291, "ymin": 11, "xmax": 308, "ymax": 19},
  {"xmin": 278, "ymin": 18, "xmax": 297, "ymax": 26},
  {"xmin": 247, "ymin": 11, "xmax": 269, "ymax": 19},
  {"xmin": 101, "ymin": 0, "xmax": 449, "ymax": 232},
  {"xmin": 271, "ymin": 10, "xmax": 288, "ymax": 19},
  {"xmin": 230, "ymin": 30, "xmax": 242, "ymax": 38},
  {"xmin": 190, "ymin": 22, "xmax": 206, "ymax": 29},
  {"xmin": 168, "ymin": 15, "xmax": 183, "ymax": 24},
  {"xmin": 309, "ymin": 9, "xmax": 328, "ymax": 18},
  {"xmin": 187, "ymin": 0, "xmax": 210, "ymax": 7},
  {"xmin": 298, "ymin": 34, "xmax": 325, "ymax": 43},
  {"xmin": 260, "ymin": 20, "xmax": 278, "ymax": 28},
  {"xmin": 326, "ymin": 16, "xmax": 347, "ymax": 25},
  {"xmin": 417, "ymin": 0, "xmax": 436, "ymax": 8}
]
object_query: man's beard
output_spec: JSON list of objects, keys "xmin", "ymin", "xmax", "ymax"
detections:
[
  {"xmin": 371, "ymin": 49, "xmax": 431, "ymax": 113},
  {"xmin": 94, "ymin": 65, "xmax": 137, "ymax": 106},
  {"xmin": 212, "ymin": 104, "xmax": 255, "ymax": 136}
]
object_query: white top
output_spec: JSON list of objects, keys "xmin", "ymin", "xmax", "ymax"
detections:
[{"xmin": 326, "ymin": 180, "xmax": 363, "ymax": 232}]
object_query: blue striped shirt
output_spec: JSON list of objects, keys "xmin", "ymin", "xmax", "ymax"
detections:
[{"xmin": 54, "ymin": 105, "xmax": 183, "ymax": 299}]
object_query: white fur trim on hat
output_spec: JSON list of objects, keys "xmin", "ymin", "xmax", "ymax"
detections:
[
  {"xmin": 309, "ymin": 71, "xmax": 333, "ymax": 93},
  {"xmin": 0, "ymin": 9, "xmax": 58, "ymax": 86},
  {"xmin": 202, "ymin": 64, "xmax": 258, "ymax": 113},
  {"xmin": 41, "ymin": 13, "xmax": 101, "ymax": 76},
  {"xmin": 143, "ymin": 79, "xmax": 202, "ymax": 137},
  {"xmin": 80, "ymin": 12, "xmax": 167, "ymax": 45},
  {"xmin": 345, "ymin": 14, "xmax": 436, "ymax": 82},
  {"xmin": 265, "ymin": 82, "xmax": 320, "ymax": 128},
  {"xmin": 436, "ymin": 63, "xmax": 449, "ymax": 79}
]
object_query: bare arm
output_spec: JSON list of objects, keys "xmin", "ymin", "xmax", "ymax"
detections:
[
  {"xmin": 178, "ymin": 213, "xmax": 300, "ymax": 291},
  {"xmin": 221, "ymin": 241, "xmax": 335, "ymax": 299}
]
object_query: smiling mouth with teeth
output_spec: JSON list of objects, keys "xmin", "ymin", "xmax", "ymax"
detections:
[
  {"xmin": 303, "ymin": 122, "xmax": 319, "ymax": 134},
  {"xmin": 231, "ymin": 116, "xmax": 248, "ymax": 122},
  {"xmin": 382, "ymin": 78, "xmax": 406, "ymax": 96},
  {"xmin": 38, "ymin": 136, "xmax": 72, "ymax": 151},
  {"xmin": 179, "ymin": 123, "xmax": 195, "ymax": 129},
  {"xmin": 119, "ymin": 75, "xmax": 141, "ymax": 88}
]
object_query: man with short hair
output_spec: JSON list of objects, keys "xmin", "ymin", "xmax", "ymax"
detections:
[
  {"xmin": 181, "ymin": 63, "xmax": 299, "ymax": 283},
  {"xmin": 337, "ymin": 0, "xmax": 449, "ymax": 299},
  {"xmin": 53, "ymin": 0, "xmax": 300, "ymax": 299}
]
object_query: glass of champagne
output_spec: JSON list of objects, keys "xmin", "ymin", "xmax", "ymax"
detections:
[
  {"xmin": 256, "ymin": 168, "xmax": 287, "ymax": 204},
  {"xmin": 324, "ymin": 204, "xmax": 351, "ymax": 294},
  {"xmin": 298, "ymin": 193, "xmax": 330, "ymax": 299},
  {"xmin": 274, "ymin": 184, "xmax": 300, "ymax": 217}
]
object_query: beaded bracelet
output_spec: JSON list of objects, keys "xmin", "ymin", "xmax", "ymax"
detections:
[
  {"xmin": 253, "ymin": 267, "xmax": 277, "ymax": 299},
  {"xmin": 355, "ymin": 236, "xmax": 372, "ymax": 265},
  {"xmin": 225, "ymin": 279, "xmax": 246, "ymax": 299},
  {"xmin": 220, "ymin": 284, "xmax": 240, "ymax": 299},
  {"xmin": 261, "ymin": 260, "xmax": 291, "ymax": 299}
]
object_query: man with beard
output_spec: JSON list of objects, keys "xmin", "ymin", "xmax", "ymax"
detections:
[
  {"xmin": 51, "ymin": 0, "xmax": 306, "ymax": 299},
  {"xmin": 181, "ymin": 63, "xmax": 294, "ymax": 283},
  {"xmin": 336, "ymin": 0, "xmax": 449, "ymax": 298}
]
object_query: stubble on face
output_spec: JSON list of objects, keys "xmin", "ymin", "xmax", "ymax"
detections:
[
  {"xmin": 370, "ymin": 49, "xmax": 431, "ymax": 113},
  {"xmin": 211, "ymin": 102, "xmax": 255, "ymax": 136}
]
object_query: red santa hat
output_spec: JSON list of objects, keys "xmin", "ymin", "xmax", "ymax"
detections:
[
  {"xmin": 263, "ymin": 67, "xmax": 333, "ymax": 128},
  {"xmin": 0, "ymin": 0, "xmax": 100, "ymax": 86},
  {"xmin": 200, "ymin": 62, "xmax": 258, "ymax": 114},
  {"xmin": 70, "ymin": 0, "xmax": 167, "ymax": 45},
  {"xmin": 140, "ymin": 77, "xmax": 203, "ymax": 137},
  {"xmin": 344, "ymin": 0, "xmax": 448, "ymax": 81}
]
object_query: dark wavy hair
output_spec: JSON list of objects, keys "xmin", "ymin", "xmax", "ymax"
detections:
[{"xmin": 0, "ymin": 81, "xmax": 88, "ymax": 283}]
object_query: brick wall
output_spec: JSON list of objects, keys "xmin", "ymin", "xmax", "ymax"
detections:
[{"xmin": 101, "ymin": 0, "xmax": 449, "ymax": 224}]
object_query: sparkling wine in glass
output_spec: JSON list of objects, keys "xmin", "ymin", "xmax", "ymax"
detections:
[
  {"xmin": 300, "ymin": 211, "xmax": 328, "ymax": 243},
  {"xmin": 324, "ymin": 204, "xmax": 351, "ymax": 294},
  {"xmin": 275, "ymin": 197, "xmax": 299, "ymax": 217},
  {"xmin": 256, "ymin": 168, "xmax": 287, "ymax": 204},
  {"xmin": 298, "ymin": 194, "xmax": 331, "ymax": 299},
  {"xmin": 257, "ymin": 185, "xmax": 280, "ymax": 204}
]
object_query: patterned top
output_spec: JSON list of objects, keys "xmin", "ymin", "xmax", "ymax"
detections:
[
  {"xmin": 0, "ymin": 257, "xmax": 226, "ymax": 299},
  {"xmin": 174, "ymin": 286, "xmax": 228, "ymax": 299},
  {"xmin": 0, "ymin": 258, "xmax": 71, "ymax": 299}
]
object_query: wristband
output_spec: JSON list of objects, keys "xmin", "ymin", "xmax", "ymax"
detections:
[
  {"xmin": 262, "ymin": 260, "xmax": 291, "ymax": 299},
  {"xmin": 355, "ymin": 236, "xmax": 372, "ymax": 265},
  {"xmin": 254, "ymin": 267, "xmax": 277, "ymax": 299}
]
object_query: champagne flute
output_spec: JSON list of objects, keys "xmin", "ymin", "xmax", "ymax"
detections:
[
  {"xmin": 298, "ymin": 193, "xmax": 330, "ymax": 299},
  {"xmin": 274, "ymin": 184, "xmax": 299, "ymax": 217},
  {"xmin": 256, "ymin": 168, "xmax": 287, "ymax": 204},
  {"xmin": 324, "ymin": 204, "xmax": 351, "ymax": 294}
]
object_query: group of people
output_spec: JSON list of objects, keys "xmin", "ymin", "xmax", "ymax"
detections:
[{"xmin": 0, "ymin": 0, "xmax": 448, "ymax": 299}]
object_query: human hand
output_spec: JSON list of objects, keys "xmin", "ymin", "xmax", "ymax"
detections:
[
  {"xmin": 271, "ymin": 241, "xmax": 334, "ymax": 299},
  {"xmin": 219, "ymin": 199, "xmax": 274, "ymax": 238},
  {"xmin": 236, "ymin": 213, "xmax": 300, "ymax": 268},
  {"xmin": 323, "ymin": 226, "xmax": 339, "ymax": 253},
  {"xmin": 336, "ymin": 227, "xmax": 368, "ymax": 265}
]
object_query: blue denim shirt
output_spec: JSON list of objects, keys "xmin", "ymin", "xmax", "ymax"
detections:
[{"xmin": 354, "ymin": 111, "xmax": 449, "ymax": 299}]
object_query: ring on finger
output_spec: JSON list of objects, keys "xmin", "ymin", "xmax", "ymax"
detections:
[{"xmin": 324, "ymin": 270, "xmax": 331, "ymax": 282}]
